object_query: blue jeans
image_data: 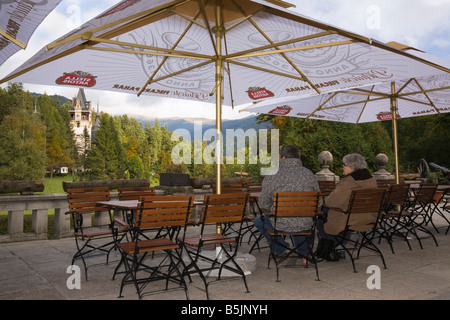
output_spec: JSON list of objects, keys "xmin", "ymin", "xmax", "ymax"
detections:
[{"xmin": 254, "ymin": 214, "xmax": 308, "ymax": 257}]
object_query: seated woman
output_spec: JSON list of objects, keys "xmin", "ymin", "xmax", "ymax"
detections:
[{"xmin": 316, "ymin": 153, "xmax": 377, "ymax": 260}]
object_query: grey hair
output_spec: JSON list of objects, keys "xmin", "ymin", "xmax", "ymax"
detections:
[
  {"xmin": 343, "ymin": 153, "xmax": 367, "ymax": 170},
  {"xmin": 280, "ymin": 145, "xmax": 300, "ymax": 159}
]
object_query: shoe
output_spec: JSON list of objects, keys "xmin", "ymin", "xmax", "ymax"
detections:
[{"xmin": 326, "ymin": 248, "xmax": 339, "ymax": 261}]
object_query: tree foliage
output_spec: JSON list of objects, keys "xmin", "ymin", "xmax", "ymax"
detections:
[
  {"xmin": 257, "ymin": 115, "xmax": 394, "ymax": 175},
  {"xmin": 1, "ymin": 84, "xmax": 447, "ymax": 184}
]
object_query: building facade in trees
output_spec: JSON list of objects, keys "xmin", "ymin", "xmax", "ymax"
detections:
[{"xmin": 69, "ymin": 88, "xmax": 98, "ymax": 150}]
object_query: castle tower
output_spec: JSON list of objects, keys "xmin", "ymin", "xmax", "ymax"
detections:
[{"xmin": 69, "ymin": 88, "xmax": 93, "ymax": 150}]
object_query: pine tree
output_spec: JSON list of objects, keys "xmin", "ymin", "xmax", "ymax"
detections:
[{"xmin": 88, "ymin": 114, "xmax": 124, "ymax": 180}]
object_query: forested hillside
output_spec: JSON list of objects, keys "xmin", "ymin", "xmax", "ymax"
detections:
[{"xmin": 1, "ymin": 83, "xmax": 448, "ymax": 184}]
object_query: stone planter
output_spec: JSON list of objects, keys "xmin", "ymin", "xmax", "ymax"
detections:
[
  {"xmin": 0, "ymin": 180, "xmax": 45, "ymax": 195},
  {"xmin": 62, "ymin": 179, "xmax": 150, "ymax": 191},
  {"xmin": 159, "ymin": 173, "xmax": 190, "ymax": 186}
]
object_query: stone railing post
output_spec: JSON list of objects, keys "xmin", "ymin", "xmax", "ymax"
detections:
[
  {"xmin": 0, "ymin": 193, "xmax": 72, "ymax": 243},
  {"xmin": 315, "ymin": 151, "xmax": 339, "ymax": 182},
  {"xmin": 373, "ymin": 153, "xmax": 395, "ymax": 181}
]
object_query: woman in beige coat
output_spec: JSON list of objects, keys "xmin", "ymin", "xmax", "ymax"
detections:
[
  {"xmin": 323, "ymin": 154, "xmax": 378, "ymax": 235},
  {"xmin": 315, "ymin": 154, "xmax": 377, "ymax": 260}
]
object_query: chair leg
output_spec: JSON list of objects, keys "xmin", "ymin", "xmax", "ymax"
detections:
[
  {"xmin": 73, "ymin": 236, "xmax": 89, "ymax": 281},
  {"xmin": 357, "ymin": 233, "xmax": 387, "ymax": 270}
]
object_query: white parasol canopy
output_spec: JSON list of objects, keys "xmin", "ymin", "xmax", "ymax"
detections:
[
  {"xmin": 0, "ymin": 0, "xmax": 62, "ymax": 67},
  {"xmin": 1, "ymin": 0, "xmax": 449, "ymax": 191},
  {"xmin": 243, "ymin": 42, "xmax": 450, "ymax": 182}
]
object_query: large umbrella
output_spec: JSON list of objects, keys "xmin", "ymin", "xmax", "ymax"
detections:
[
  {"xmin": 243, "ymin": 42, "xmax": 450, "ymax": 183},
  {"xmin": 0, "ymin": 0, "xmax": 62, "ymax": 67},
  {"xmin": 1, "ymin": 0, "xmax": 448, "ymax": 192}
]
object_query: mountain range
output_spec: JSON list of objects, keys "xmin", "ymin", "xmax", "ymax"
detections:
[
  {"xmin": 133, "ymin": 115, "xmax": 272, "ymax": 140},
  {"xmin": 36, "ymin": 91, "xmax": 271, "ymax": 138}
]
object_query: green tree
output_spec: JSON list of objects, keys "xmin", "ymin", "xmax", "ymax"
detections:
[
  {"xmin": 0, "ymin": 108, "xmax": 46, "ymax": 180},
  {"xmin": 88, "ymin": 114, "xmax": 125, "ymax": 179},
  {"xmin": 257, "ymin": 115, "xmax": 394, "ymax": 175}
]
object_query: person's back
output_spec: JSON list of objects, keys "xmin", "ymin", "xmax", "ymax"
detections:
[{"xmin": 258, "ymin": 145, "xmax": 319, "ymax": 232}]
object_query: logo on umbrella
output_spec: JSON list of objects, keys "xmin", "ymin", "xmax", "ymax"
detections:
[
  {"xmin": 269, "ymin": 105, "xmax": 292, "ymax": 115},
  {"xmin": 376, "ymin": 111, "xmax": 401, "ymax": 121},
  {"xmin": 55, "ymin": 71, "xmax": 97, "ymax": 87},
  {"xmin": 247, "ymin": 87, "xmax": 274, "ymax": 100}
]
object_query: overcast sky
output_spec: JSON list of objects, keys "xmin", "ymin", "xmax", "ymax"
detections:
[{"xmin": 0, "ymin": 0, "xmax": 449, "ymax": 120}]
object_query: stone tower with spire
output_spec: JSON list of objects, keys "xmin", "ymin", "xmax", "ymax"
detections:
[{"xmin": 69, "ymin": 88, "xmax": 94, "ymax": 150}]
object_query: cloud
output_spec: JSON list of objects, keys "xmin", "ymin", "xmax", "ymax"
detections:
[{"xmin": 290, "ymin": 0, "xmax": 450, "ymax": 57}]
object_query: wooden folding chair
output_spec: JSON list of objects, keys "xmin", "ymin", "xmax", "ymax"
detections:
[
  {"xmin": 66, "ymin": 187, "xmax": 120, "ymax": 281},
  {"xmin": 117, "ymin": 187, "xmax": 156, "ymax": 226},
  {"xmin": 318, "ymin": 180, "xmax": 336, "ymax": 200},
  {"xmin": 378, "ymin": 183, "xmax": 412, "ymax": 252},
  {"xmin": 334, "ymin": 188, "xmax": 387, "ymax": 273},
  {"xmin": 117, "ymin": 195, "xmax": 193, "ymax": 300},
  {"xmin": 443, "ymin": 196, "xmax": 450, "ymax": 235},
  {"xmin": 397, "ymin": 184, "xmax": 439, "ymax": 249},
  {"xmin": 179, "ymin": 193, "xmax": 249, "ymax": 300},
  {"xmin": 212, "ymin": 183, "xmax": 244, "ymax": 194},
  {"xmin": 267, "ymin": 191, "xmax": 321, "ymax": 282},
  {"xmin": 118, "ymin": 186, "xmax": 156, "ymax": 200}
]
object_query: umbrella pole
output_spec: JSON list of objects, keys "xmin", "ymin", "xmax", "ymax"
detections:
[
  {"xmin": 390, "ymin": 82, "xmax": 400, "ymax": 184},
  {"xmin": 215, "ymin": 0, "xmax": 224, "ymax": 234}
]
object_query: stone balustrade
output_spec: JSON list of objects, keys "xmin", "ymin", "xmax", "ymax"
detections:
[
  {"xmin": 0, "ymin": 152, "xmax": 397, "ymax": 243},
  {"xmin": 0, "ymin": 193, "xmax": 71, "ymax": 243}
]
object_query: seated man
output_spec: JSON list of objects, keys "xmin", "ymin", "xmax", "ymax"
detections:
[{"xmin": 254, "ymin": 145, "xmax": 319, "ymax": 264}]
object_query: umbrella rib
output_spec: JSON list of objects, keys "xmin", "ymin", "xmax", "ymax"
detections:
[
  {"xmin": 47, "ymin": 0, "xmax": 190, "ymax": 50},
  {"xmin": 401, "ymin": 78, "xmax": 440, "ymax": 113},
  {"xmin": 304, "ymin": 92, "xmax": 339, "ymax": 119},
  {"xmin": 0, "ymin": 43, "xmax": 88, "ymax": 83},
  {"xmin": 225, "ymin": 31, "xmax": 334, "ymax": 59},
  {"xmin": 228, "ymin": 40, "xmax": 357, "ymax": 60},
  {"xmin": 318, "ymin": 94, "xmax": 388, "ymax": 111},
  {"xmin": 140, "ymin": 60, "xmax": 214, "ymax": 85},
  {"xmin": 356, "ymin": 85, "xmax": 376, "ymax": 124},
  {"xmin": 227, "ymin": 60, "xmax": 305, "ymax": 81},
  {"xmin": 137, "ymin": 2, "xmax": 208, "ymax": 96},
  {"xmin": 85, "ymin": 37, "xmax": 211, "ymax": 60},
  {"xmin": 349, "ymin": 88, "xmax": 390, "ymax": 97},
  {"xmin": 230, "ymin": 0, "xmax": 321, "ymax": 94},
  {"xmin": 86, "ymin": 45, "xmax": 209, "ymax": 60},
  {"xmin": 198, "ymin": 0, "xmax": 219, "ymax": 58},
  {"xmin": 0, "ymin": 29, "xmax": 26, "ymax": 49}
]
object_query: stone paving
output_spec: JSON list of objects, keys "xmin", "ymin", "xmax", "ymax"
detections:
[{"xmin": 1, "ymin": 215, "xmax": 449, "ymax": 303}]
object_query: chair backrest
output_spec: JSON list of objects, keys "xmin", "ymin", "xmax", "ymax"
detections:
[
  {"xmin": 376, "ymin": 179, "xmax": 405, "ymax": 189},
  {"xmin": 384, "ymin": 183, "xmax": 410, "ymax": 208},
  {"xmin": 246, "ymin": 183, "xmax": 262, "ymax": 193},
  {"xmin": 414, "ymin": 184, "xmax": 438, "ymax": 204},
  {"xmin": 118, "ymin": 186, "xmax": 155, "ymax": 200},
  {"xmin": 273, "ymin": 191, "xmax": 320, "ymax": 219},
  {"xmin": 66, "ymin": 187, "xmax": 111, "ymax": 213},
  {"xmin": 137, "ymin": 195, "xmax": 193, "ymax": 230},
  {"xmin": 318, "ymin": 181, "xmax": 336, "ymax": 197},
  {"xmin": 345, "ymin": 188, "xmax": 386, "ymax": 231},
  {"xmin": 202, "ymin": 193, "xmax": 248, "ymax": 225},
  {"xmin": 212, "ymin": 184, "xmax": 244, "ymax": 194}
]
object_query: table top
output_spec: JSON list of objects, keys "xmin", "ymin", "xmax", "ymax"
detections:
[
  {"xmin": 97, "ymin": 200, "xmax": 139, "ymax": 209},
  {"xmin": 97, "ymin": 199, "xmax": 203, "ymax": 209}
]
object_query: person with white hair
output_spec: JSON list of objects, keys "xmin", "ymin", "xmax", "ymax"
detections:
[{"xmin": 316, "ymin": 153, "xmax": 378, "ymax": 260}]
